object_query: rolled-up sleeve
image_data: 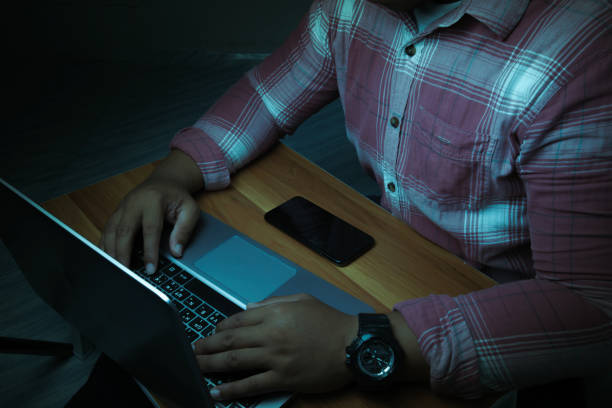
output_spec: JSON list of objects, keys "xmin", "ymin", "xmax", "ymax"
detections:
[{"xmin": 171, "ymin": 0, "xmax": 339, "ymax": 190}]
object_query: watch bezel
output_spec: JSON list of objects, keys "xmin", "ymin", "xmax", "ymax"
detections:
[
  {"xmin": 346, "ymin": 333, "xmax": 402, "ymax": 388},
  {"xmin": 355, "ymin": 335, "xmax": 397, "ymax": 380}
]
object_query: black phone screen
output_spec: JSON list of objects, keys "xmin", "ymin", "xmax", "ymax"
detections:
[{"xmin": 264, "ymin": 196, "xmax": 375, "ymax": 266}]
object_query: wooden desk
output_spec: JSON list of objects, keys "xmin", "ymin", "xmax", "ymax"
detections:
[{"xmin": 43, "ymin": 143, "xmax": 497, "ymax": 408}]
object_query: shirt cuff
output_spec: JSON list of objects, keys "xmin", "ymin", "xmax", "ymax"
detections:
[
  {"xmin": 394, "ymin": 295, "xmax": 482, "ymax": 398},
  {"xmin": 170, "ymin": 127, "xmax": 231, "ymax": 191}
]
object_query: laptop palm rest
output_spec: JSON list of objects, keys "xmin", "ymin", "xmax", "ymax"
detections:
[
  {"xmin": 194, "ymin": 235, "xmax": 296, "ymax": 303},
  {"xmin": 169, "ymin": 212, "xmax": 374, "ymax": 314}
]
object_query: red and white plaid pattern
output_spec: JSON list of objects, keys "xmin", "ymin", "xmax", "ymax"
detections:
[{"xmin": 171, "ymin": 0, "xmax": 612, "ymax": 397}]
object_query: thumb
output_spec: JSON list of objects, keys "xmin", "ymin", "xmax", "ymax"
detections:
[{"xmin": 168, "ymin": 198, "xmax": 199, "ymax": 257}]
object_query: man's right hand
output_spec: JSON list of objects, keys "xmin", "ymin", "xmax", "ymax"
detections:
[
  {"xmin": 100, "ymin": 180, "xmax": 200, "ymax": 274},
  {"xmin": 99, "ymin": 149, "xmax": 205, "ymax": 274}
]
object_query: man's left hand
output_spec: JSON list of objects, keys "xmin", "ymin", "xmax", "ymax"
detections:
[{"xmin": 193, "ymin": 293, "xmax": 358, "ymax": 401}]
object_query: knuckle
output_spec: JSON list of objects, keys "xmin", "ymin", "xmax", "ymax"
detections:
[
  {"xmin": 229, "ymin": 313, "xmax": 245, "ymax": 328},
  {"xmin": 271, "ymin": 303, "xmax": 290, "ymax": 317},
  {"xmin": 225, "ymin": 350, "xmax": 240, "ymax": 369},
  {"xmin": 268, "ymin": 327, "xmax": 287, "ymax": 344},
  {"xmin": 116, "ymin": 223, "xmax": 134, "ymax": 238},
  {"xmin": 104, "ymin": 216, "xmax": 120, "ymax": 234},
  {"xmin": 221, "ymin": 333, "xmax": 235, "ymax": 349},
  {"xmin": 141, "ymin": 223, "xmax": 161, "ymax": 236}
]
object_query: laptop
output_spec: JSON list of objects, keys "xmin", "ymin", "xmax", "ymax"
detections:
[{"xmin": 0, "ymin": 178, "xmax": 374, "ymax": 408}]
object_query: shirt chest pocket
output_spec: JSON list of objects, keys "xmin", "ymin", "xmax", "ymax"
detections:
[{"xmin": 405, "ymin": 105, "xmax": 497, "ymax": 208}]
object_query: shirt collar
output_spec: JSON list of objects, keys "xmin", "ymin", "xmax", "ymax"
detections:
[{"xmin": 463, "ymin": 0, "xmax": 530, "ymax": 39}]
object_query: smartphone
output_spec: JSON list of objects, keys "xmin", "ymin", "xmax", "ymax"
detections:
[{"xmin": 264, "ymin": 196, "xmax": 375, "ymax": 266}]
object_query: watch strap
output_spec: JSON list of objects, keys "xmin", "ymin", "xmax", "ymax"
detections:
[{"xmin": 358, "ymin": 313, "xmax": 392, "ymax": 337}]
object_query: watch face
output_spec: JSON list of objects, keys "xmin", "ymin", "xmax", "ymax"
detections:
[{"xmin": 357, "ymin": 338, "xmax": 396, "ymax": 379}]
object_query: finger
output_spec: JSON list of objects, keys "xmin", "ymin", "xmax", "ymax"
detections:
[
  {"xmin": 210, "ymin": 371, "xmax": 280, "ymax": 401},
  {"xmin": 102, "ymin": 211, "xmax": 122, "ymax": 258},
  {"xmin": 194, "ymin": 325, "xmax": 263, "ymax": 355},
  {"xmin": 168, "ymin": 197, "xmax": 199, "ymax": 257},
  {"xmin": 114, "ymin": 209, "xmax": 141, "ymax": 268},
  {"xmin": 247, "ymin": 293, "xmax": 312, "ymax": 309},
  {"xmin": 196, "ymin": 347, "xmax": 266, "ymax": 374},
  {"xmin": 214, "ymin": 308, "xmax": 266, "ymax": 332},
  {"xmin": 141, "ymin": 199, "xmax": 164, "ymax": 275}
]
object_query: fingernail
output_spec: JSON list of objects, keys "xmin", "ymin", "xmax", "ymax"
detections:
[
  {"xmin": 145, "ymin": 263, "xmax": 156, "ymax": 275},
  {"xmin": 174, "ymin": 243, "xmax": 183, "ymax": 256},
  {"xmin": 210, "ymin": 388, "xmax": 221, "ymax": 400}
]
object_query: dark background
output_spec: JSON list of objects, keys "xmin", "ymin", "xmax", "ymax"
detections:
[
  {"xmin": 7, "ymin": 0, "xmax": 313, "ymax": 60},
  {"xmin": 1, "ymin": 1, "xmax": 379, "ymax": 407},
  {"xmin": 3, "ymin": 0, "xmax": 379, "ymax": 201}
]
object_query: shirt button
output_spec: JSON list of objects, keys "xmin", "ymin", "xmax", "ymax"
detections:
[
  {"xmin": 387, "ymin": 182, "xmax": 396, "ymax": 193},
  {"xmin": 405, "ymin": 44, "xmax": 416, "ymax": 57},
  {"xmin": 390, "ymin": 116, "xmax": 400, "ymax": 128}
]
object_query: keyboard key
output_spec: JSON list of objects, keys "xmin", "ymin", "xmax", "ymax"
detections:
[
  {"xmin": 195, "ymin": 303, "xmax": 214, "ymax": 319},
  {"xmin": 162, "ymin": 264, "xmax": 181, "ymax": 277},
  {"xmin": 158, "ymin": 256, "xmax": 170, "ymax": 268},
  {"xmin": 205, "ymin": 374, "xmax": 258, "ymax": 408},
  {"xmin": 189, "ymin": 317, "xmax": 207, "ymax": 332},
  {"xmin": 174, "ymin": 270, "xmax": 193, "ymax": 285},
  {"xmin": 173, "ymin": 287, "xmax": 191, "ymax": 301},
  {"xmin": 180, "ymin": 308, "xmax": 196, "ymax": 324},
  {"xmin": 206, "ymin": 311, "xmax": 225, "ymax": 326},
  {"xmin": 233, "ymin": 400, "xmax": 258, "ymax": 408},
  {"xmin": 134, "ymin": 267, "xmax": 147, "ymax": 277},
  {"xmin": 184, "ymin": 327, "xmax": 198, "ymax": 343},
  {"xmin": 184, "ymin": 295, "xmax": 202, "ymax": 310},
  {"xmin": 152, "ymin": 272, "xmax": 169, "ymax": 285},
  {"xmin": 185, "ymin": 279, "xmax": 242, "ymax": 317},
  {"xmin": 201, "ymin": 324, "xmax": 215, "ymax": 338},
  {"xmin": 161, "ymin": 280, "xmax": 180, "ymax": 295},
  {"xmin": 209, "ymin": 375, "xmax": 226, "ymax": 386}
]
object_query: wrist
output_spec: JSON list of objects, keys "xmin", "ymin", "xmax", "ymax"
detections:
[
  {"xmin": 148, "ymin": 149, "xmax": 204, "ymax": 193},
  {"xmin": 342, "ymin": 314, "xmax": 359, "ymax": 383},
  {"xmin": 387, "ymin": 311, "xmax": 429, "ymax": 383}
]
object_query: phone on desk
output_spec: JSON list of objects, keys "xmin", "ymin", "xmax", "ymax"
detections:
[{"xmin": 264, "ymin": 196, "xmax": 375, "ymax": 266}]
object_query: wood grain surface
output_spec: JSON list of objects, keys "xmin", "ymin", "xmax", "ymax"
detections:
[{"xmin": 42, "ymin": 143, "xmax": 497, "ymax": 408}]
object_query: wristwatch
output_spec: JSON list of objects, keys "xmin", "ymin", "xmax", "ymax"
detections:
[{"xmin": 345, "ymin": 313, "xmax": 403, "ymax": 389}]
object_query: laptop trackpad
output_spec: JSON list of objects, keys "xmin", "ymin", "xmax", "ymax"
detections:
[{"xmin": 194, "ymin": 235, "xmax": 296, "ymax": 303}]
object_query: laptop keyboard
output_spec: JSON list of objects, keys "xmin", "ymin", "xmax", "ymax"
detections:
[{"xmin": 132, "ymin": 253, "xmax": 259, "ymax": 408}]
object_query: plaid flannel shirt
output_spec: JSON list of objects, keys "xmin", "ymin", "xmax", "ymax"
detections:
[{"xmin": 171, "ymin": 0, "xmax": 612, "ymax": 397}]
